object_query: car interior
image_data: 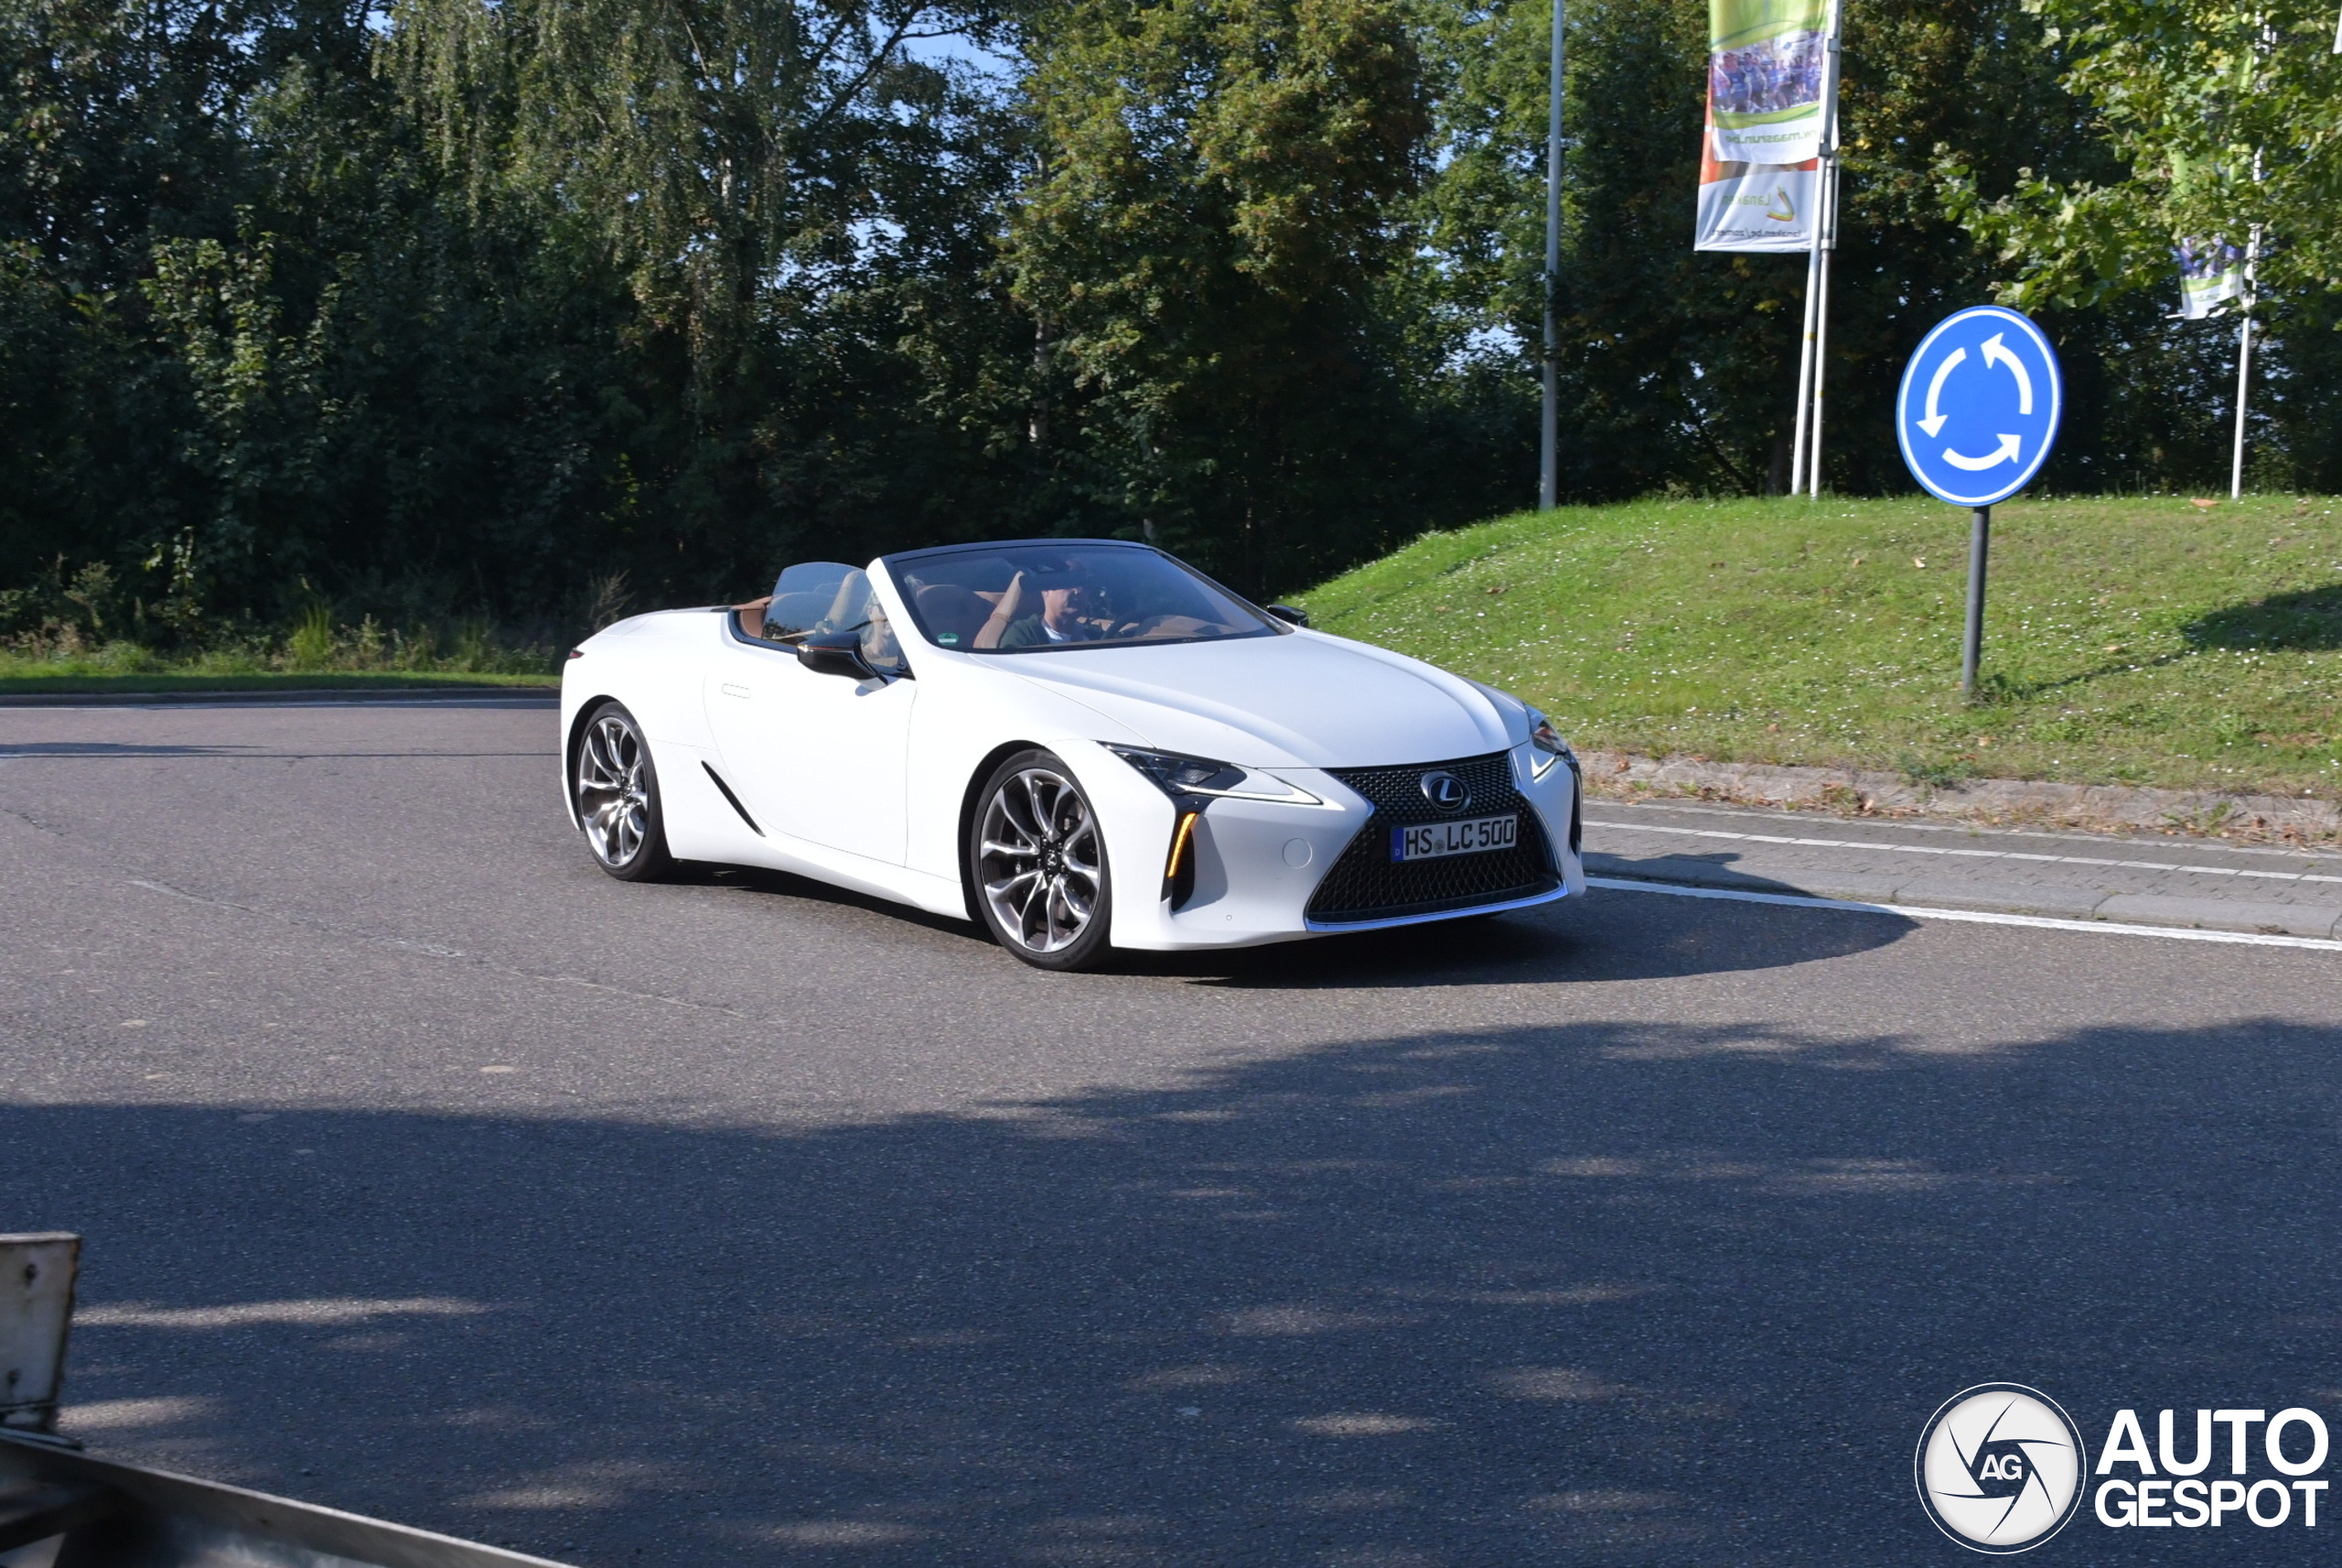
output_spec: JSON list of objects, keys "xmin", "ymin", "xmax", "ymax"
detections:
[
  {"xmin": 733, "ymin": 564, "xmax": 861, "ymax": 644},
  {"xmin": 888, "ymin": 547, "xmax": 1273, "ymax": 652}
]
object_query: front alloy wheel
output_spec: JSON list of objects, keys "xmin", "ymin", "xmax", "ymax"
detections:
[
  {"xmin": 972, "ymin": 750, "xmax": 1112, "ymax": 970},
  {"xmin": 574, "ymin": 702, "xmax": 674, "ymax": 881}
]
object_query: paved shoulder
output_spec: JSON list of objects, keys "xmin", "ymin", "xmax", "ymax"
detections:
[{"xmin": 1585, "ymin": 798, "xmax": 2342, "ymax": 938}]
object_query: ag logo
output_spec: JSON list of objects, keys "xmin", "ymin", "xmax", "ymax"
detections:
[{"xmin": 1916, "ymin": 1384, "xmax": 2087, "ymax": 1552}]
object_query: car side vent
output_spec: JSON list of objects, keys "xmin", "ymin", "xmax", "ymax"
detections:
[{"xmin": 702, "ymin": 763, "xmax": 764, "ymax": 837}]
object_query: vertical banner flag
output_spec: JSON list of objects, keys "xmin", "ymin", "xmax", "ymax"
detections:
[
  {"xmin": 1695, "ymin": 138, "xmax": 1816, "ymax": 252},
  {"xmin": 1694, "ymin": 0, "xmax": 1831, "ymax": 252},
  {"xmin": 2175, "ymin": 238, "xmax": 2246, "ymax": 319}
]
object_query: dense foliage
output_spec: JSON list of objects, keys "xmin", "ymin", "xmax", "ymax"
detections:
[{"xmin": 3, "ymin": 0, "xmax": 2336, "ymax": 639}]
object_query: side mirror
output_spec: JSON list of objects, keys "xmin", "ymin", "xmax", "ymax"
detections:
[
  {"xmin": 1264, "ymin": 604, "xmax": 1309, "ymax": 628},
  {"xmin": 797, "ymin": 632, "xmax": 877, "ymax": 680}
]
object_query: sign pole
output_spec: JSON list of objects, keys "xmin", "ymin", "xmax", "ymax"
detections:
[
  {"xmin": 1961, "ymin": 505, "xmax": 1990, "ymax": 698},
  {"xmin": 1539, "ymin": 0, "xmax": 1563, "ymax": 510}
]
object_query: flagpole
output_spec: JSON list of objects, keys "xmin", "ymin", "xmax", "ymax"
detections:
[
  {"xmin": 1808, "ymin": 167, "xmax": 1835, "ymax": 497},
  {"xmin": 2230, "ymin": 221, "xmax": 2261, "ymax": 499},
  {"xmin": 1789, "ymin": 242, "xmax": 1821, "ymax": 496},
  {"xmin": 1540, "ymin": 0, "xmax": 1563, "ymax": 510},
  {"xmin": 1788, "ymin": 0, "xmax": 1842, "ymax": 497},
  {"xmin": 1805, "ymin": 0, "xmax": 1844, "ymax": 497}
]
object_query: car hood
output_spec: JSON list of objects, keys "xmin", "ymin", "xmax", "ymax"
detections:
[{"xmin": 1000, "ymin": 630, "xmax": 1517, "ymax": 768}]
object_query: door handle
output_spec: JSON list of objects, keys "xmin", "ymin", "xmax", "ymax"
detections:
[{"xmin": 720, "ymin": 683, "xmax": 751, "ymax": 700}]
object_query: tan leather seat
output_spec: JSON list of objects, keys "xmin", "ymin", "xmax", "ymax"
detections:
[{"xmin": 915, "ymin": 584, "xmax": 990, "ymax": 647}]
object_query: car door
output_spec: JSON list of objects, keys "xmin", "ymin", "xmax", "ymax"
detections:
[{"xmin": 705, "ymin": 568, "xmax": 916, "ymax": 865}]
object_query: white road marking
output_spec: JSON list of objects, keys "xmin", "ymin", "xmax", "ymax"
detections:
[
  {"xmin": 1587, "ymin": 876, "xmax": 2342, "ymax": 951},
  {"xmin": 1583, "ymin": 818, "xmax": 2342, "ymax": 885}
]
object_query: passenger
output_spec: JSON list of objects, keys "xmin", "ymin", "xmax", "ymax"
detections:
[{"xmin": 859, "ymin": 598, "xmax": 903, "ymax": 670}]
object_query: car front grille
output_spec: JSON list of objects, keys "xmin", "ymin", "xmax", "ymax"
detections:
[{"xmin": 1304, "ymin": 750, "xmax": 1561, "ymax": 926}]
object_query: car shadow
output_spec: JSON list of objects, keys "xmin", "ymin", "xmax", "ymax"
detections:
[
  {"xmin": 1143, "ymin": 839, "xmax": 1909, "ymax": 989},
  {"xmin": 20, "ymin": 1013, "xmax": 2342, "ymax": 1566},
  {"xmin": 678, "ymin": 862, "xmax": 991, "ymax": 945},
  {"xmin": 1144, "ymin": 881, "xmax": 1912, "ymax": 989},
  {"xmin": 681, "ymin": 857, "xmax": 1914, "ymax": 989},
  {"xmin": 1582, "ymin": 849, "xmax": 1824, "ymax": 899}
]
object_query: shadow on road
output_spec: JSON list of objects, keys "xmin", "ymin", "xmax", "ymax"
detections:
[
  {"xmin": 15, "ymin": 1010, "xmax": 2339, "ymax": 1565},
  {"xmin": 693, "ymin": 863, "xmax": 1915, "ymax": 991}
]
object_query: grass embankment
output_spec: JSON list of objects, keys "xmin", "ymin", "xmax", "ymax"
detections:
[
  {"xmin": 1294, "ymin": 495, "xmax": 2342, "ymax": 798},
  {"xmin": 0, "ymin": 619, "xmax": 561, "ymax": 694},
  {"xmin": 0, "ymin": 670, "xmax": 558, "ymax": 695}
]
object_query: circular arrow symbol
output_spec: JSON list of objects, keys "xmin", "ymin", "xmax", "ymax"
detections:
[
  {"xmin": 1942, "ymin": 433, "xmax": 2022, "ymax": 470},
  {"xmin": 1896, "ymin": 306, "xmax": 2063, "ymax": 508},
  {"xmin": 1981, "ymin": 332, "xmax": 2033, "ymax": 413}
]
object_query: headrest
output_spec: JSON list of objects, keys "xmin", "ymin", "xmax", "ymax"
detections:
[{"xmin": 913, "ymin": 583, "xmax": 990, "ymax": 644}]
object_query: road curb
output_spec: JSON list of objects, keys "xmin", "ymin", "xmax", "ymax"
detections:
[
  {"xmin": 1581, "ymin": 748, "xmax": 2340, "ymax": 845},
  {"xmin": 0, "ymin": 685, "xmax": 560, "ymax": 707},
  {"xmin": 1584, "ymin": 858, "xmax": 2342, "ymax": 940}
]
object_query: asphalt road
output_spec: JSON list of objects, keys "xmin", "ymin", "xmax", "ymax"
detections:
[{"xmin": 3, "ymin": 700, "xmax": 2339, "ymax": 1566}]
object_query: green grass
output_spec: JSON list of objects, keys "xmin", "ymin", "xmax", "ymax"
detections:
[
  {"xmin": 0, "ymin": 670, "xmax": 557, "ymax": 694},
  {"xmin": 0, "ymin": 622, "xmax": 561, "ymax": 693},
  {"xmin": 1293, "ymin": 494, "xmax": 2342, "ymax": 798}
]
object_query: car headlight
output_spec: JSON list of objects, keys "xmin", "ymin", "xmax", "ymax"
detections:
[
  {"xmin": 1108, "ymin": 746, "xmax": 1320, "ymax": 804},
  {"xmin": 1525, "ymin": 708, "xmax": 1576, "ymax": 780}
]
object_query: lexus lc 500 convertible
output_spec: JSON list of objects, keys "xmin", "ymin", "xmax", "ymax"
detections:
[{"xmin": 560, "ymin": 539, "xmax": 1585, "ymax": 970}]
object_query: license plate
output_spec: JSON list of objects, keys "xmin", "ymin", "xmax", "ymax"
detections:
[{"xmin": 1391, "ymin": 813, "xmax": 1517, "ymax": 862}]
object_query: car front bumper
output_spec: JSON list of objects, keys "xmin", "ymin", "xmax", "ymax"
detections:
[{"xmin": 1089, "ymin": 742, "xmax": 1585, "ymax": 952}]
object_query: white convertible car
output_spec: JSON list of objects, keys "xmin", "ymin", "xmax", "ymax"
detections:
[{"xmin": 561, "ymin": 539, "xmax": 1585, "ymax": 969}]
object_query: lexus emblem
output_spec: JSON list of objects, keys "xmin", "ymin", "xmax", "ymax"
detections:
[{"xmin": 1420, "ymin": 771, "xmax": 1469, "ymax": 812}]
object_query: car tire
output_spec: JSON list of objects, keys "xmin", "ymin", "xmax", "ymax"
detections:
[
  {"xmin": 572, "ymin": 701, "xmax": 676, "ymax": 882},
  {"xmin": 969, "ymin": 748, "xmax": 1113, "ymax": 972}
]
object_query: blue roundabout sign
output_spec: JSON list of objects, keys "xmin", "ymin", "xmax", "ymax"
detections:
[{"xmin": 1896, "ymin": 306, "xmax": 2063, "ymax": 507}]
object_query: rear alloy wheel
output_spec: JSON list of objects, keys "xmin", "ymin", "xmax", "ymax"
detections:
[
  {"xmin": 573, "ymin": 701, "xmax": 675, "ymax": 881},
  {"xmin": 971, "ymin": 749, "xmax": 1112, "ymax": 971}
]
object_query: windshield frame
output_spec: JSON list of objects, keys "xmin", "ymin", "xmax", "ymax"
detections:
[{"xmin": 880, "ymin": 540, "xmax": 1289, "ymax": 655}]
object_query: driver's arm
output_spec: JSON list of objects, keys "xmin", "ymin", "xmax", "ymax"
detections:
[{"xmin": 974, "ymin": 572, "xmax": 1026, "ymax": 650}]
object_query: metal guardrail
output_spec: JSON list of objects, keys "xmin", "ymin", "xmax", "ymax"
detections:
[
  {"xmin": 0, "ymin": 1235, "xmax": 571, "ymax": 1568},
  {"xmin": 0, "ymin": 1434, "xmax": 572, "ymax": 1568},
  {"xmin": 0, "ymin": 1234, "xmax": 75, "ymax": 1440}
]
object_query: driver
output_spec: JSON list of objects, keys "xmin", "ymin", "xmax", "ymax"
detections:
[{"xmin": 987, "ymin": 564, "xmax": 1113, "ymax": 649}]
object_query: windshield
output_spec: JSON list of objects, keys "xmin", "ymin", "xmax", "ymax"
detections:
[
  {"xmin": 886, "ymin": 542, "xmax": 1280, "ymax": 654},
  {"xmin": 747, "ymin": 561, "xmax": 908, "ymax": 676}
]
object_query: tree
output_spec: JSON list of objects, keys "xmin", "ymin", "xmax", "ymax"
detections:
[
  {"xmin": 1002, "ymin": 0, "xmax": 1434, "ymax": 590},
  {"xmin": 1932, "ymin": 0, "xmax": 2342, "ymax": 488},
  {"xmin": 384, "ymin": 0, "xmax": 1025, "ymax": 582},
  {"xmin": 1408, "ymin": 0, "xmax": 2139, "ymax": 499},
  {"xmin": 1940, "ymin": 0, "xmax": 2342, "ymax": 310}
]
